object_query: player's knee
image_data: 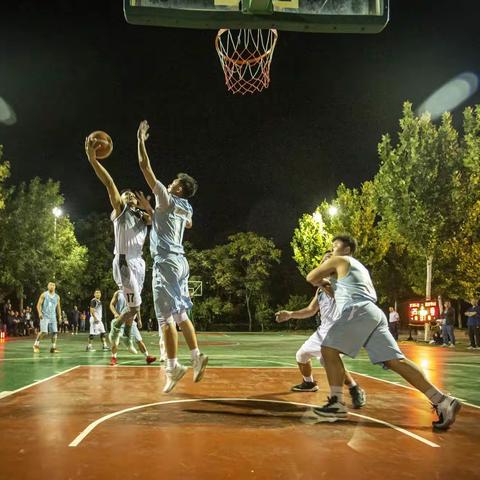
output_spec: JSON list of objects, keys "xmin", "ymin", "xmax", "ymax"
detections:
[
  {"xmin": 321, "ymin": 345, "xmax": 338, "ymax": 358},
  {"xmin": 173, "ymin": 311, "xmax": 189, "ymax": 325},
  {"xmin": 296, "ymin": 348, "xmax": 312, "ymax": 364},
  {"xmin": 100, "ymin": 333, "xmax": 106, "ymax": 340},
  {"xmin": 89, "ymin": 334, "xmax": 94, "ymax": 340},
  {"xmin": 383, "ymin": 358, "xmax": 403, "ymax": 370}
]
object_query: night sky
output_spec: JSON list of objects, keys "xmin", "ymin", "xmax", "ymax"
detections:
[{"xmin": 1, "ymin": 0, "xmax": 479, "ymax": 250}]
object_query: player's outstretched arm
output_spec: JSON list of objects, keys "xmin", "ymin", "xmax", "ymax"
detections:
[
  {"xmin": 275, "ymin": 294, "xmax": 319, "ymax": 323},
  {"xmin": 85, "ymin": 136, "xmax": 122, "ymax": 216},
  {"xmin": 135, "ymin": 191, "xmax": 153, "ymax": 225},
  {"xmin": 137, "ymin": 120, "xmax": 158, "ymax": 191}
]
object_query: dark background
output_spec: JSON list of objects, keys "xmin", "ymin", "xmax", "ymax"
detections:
[{"xmin": 0, "ymin": 0, "xmax": 479, "ymax": 251}]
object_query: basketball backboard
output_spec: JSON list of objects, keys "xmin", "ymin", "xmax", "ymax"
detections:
[{"xmin": 124, "ymin": 0, "xmax": 389, "ymax": 33}]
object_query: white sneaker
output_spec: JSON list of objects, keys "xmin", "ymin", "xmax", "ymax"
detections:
[
  {"xmin": 163, "ymin": 364, "xmax": 188, "ymax": 393},
  {"xmin": 432, "ymin": 396, "xmax": 462, "ymax": 430},
  {"xmin": 86, "ymin": 345, "xmax": 95, "ymax": 352},
  {"xmin": 448, "ymin": 344, "xmax": 455, "ymax": 348},
  {"xmin": 192, "ymin": 353, "xmax": 209, "ymax": 383},
  {"xmin": 441, "ymin": 344, "xmax": 448, "ymax": 347},
  {"xmin": 429, "ymin": 340, "xmax": 436, "ymax": 344},
  {"xmin": 467, "ymin": 346, "xmax": 474, "ymax": 350}
]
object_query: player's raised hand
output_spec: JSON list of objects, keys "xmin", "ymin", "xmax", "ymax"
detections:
[
  {"xmin": 135, "ymin": 191, "xmax": 153, "ymax": 214},
  {"xmin": 137, "ymin": 120, "xmax": 150, "ymax": 142},
  {"xmin": 275, "ymin": 310, "xmax": 291, "ymax": 323},
  {"xmin": 85, "ymin": 135, "xmax": 105, "ymax": 160}
]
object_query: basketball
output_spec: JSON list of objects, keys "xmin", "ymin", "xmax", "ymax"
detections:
[{"xmin": 88, "ymin": 130, "xmax": 113, "ymax": 160}]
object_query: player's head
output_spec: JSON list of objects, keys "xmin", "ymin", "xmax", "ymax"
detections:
[
  {"xmin": 389, "ymin": 306, "xmax": 394, "ymax": 312},
  {"xmin": 47, "ymin": 282, "xmax": 56, "ymax": 293},
  {"xmin": 120, "ymin": 189, "xmax": 138, "ymax": 207},
  {"xmin": 332, "ymin": 235, "xmax": 357, "ymax": 256},
  {"xmin": 94, "ymin": 289, "xmax": 101, "ymax": 300},
  {"xmin": 168, "ymin": 173, "xmax": 198, "ymax": 199},
  {"xmin": 444, "ymin": 300, "xmax": 451, "ymax": 308}
]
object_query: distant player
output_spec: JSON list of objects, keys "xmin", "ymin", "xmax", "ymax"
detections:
[
  {"xmin": 137, "ymin": 120, "xmax": 208, "ymax": 393},
  {"xmin": 33, "ymin": 281, "xmax": 61, "ymax": 353},
  {"xmin": 86, "ymin": 289, "xmax": 109, "ymax": 352},
  {"xmin": 85, "ymin": 135, "xmax": 151, "ymax": 351},
  {"xmin": 307, "ymin": 235, "xmax": 461, "ymax": 430},
  {"xmin": 109, "ymin": 289, "xmax": 156, "ymax": 366},
  {"xmin": 276, "ymin": 254, "xmax": 366, "ymax": 408}
]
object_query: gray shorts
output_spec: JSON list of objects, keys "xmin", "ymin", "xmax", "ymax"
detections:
[
  {"xmin": 40, "ymin": 318, "xmax": 57, "ymax": 334},
  {"xmin": 322, "ymin": 301, "xmax": 405, "ymax": 365},
  {"xmin": 152, "ymin": 252, "xmax": 193, "ymax": 321}
]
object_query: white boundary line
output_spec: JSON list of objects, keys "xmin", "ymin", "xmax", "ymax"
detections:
[
  {"xmin": 0, "ymin": 365, "xmax": 80, "ymax": 400},
  {"xmin": 349, "ymin": 370, "xmax": 480, "ymax": 411},
  {"xmin": 68, "ymin": 397, "xmax": 439, "ymax": 449}
]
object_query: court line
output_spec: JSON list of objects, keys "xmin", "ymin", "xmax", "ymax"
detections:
[
  {"xmin": 349, "ymin": 370, "xmax": 480, "ymax": 410},
  {"xmin": 68, "ymin": 397, "xmax": 439, "ymax": 449},
  {"xmin": 0, "ymin": 365, "xmax": 80, "ymax": 400}
]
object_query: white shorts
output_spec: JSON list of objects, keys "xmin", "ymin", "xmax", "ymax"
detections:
[
  {"xmin": 296, "ymin": 322, "xmax": 333, "ymax": 364},
  {"xmin": 120, "ymin": 321, "xmax": 142, "ymax": 343},
  {"xmin": 113, "ymin": 255, "xmax": 145, "ymax": 308},
  {"xmin": 90, "ymin": 319, "xmax": 106, "ymax": 335}
]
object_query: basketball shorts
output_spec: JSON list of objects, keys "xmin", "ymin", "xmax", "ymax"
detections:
[
  {"xmin": 40, "ymin": 317, "xmax": 58, "ymax": 334},
  {"xmin": 90, "ymin": 319, "xmax": 106, "ymax": 335},
  {"xmin": 152, "ymin": 252, "xmax": 192, "ymax": 322},
  {"xmin": 322, "ymin": 301, "xmax": 405, "ymax": 365},
  {"xmin": 113, "ymin": 255, "xmax": 145, "ymax": 308}
]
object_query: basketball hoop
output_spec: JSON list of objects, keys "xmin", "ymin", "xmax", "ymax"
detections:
[{"xmin": 215, "ymin": 29, "xmax": 278, "ymax": 95}]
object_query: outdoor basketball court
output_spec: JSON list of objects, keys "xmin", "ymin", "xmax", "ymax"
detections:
[{"xmin": 0, "ymin": 333, "xmax": 479, "ymax": 479}]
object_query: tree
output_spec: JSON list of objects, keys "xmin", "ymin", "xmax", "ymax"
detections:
[
  {"xmin": 0, "ymin": 146, "xmax": 10, "ymax": 211},
  {"xmin": 0, "ymin": 177, "xmax": 87, "ymax": 309},
  {"xmin": 376, "ymin": 102, "xmax": 462, "ymax": 299}
]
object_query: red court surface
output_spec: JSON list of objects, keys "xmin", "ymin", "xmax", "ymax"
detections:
[{"xmin": 0, "ymin": 366, "xmax": 478, "ymax": 480}]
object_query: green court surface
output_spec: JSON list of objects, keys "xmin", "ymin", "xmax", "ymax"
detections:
[{"xmin": 1, "ymin": 332, "xmax": 479, "ymax": 406}]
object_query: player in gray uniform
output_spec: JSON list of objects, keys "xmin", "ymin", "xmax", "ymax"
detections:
[
  {"xmin": 276, "ymin": 253, "xmax": 365, "ymax": 408},
  {"xmin": 307, "ymin": 235, "xmax": 461, "ymax": 431},
  {"xmin": 86, "ymin": 289, "xmax": 109, "ymax": 352},
  {"xmin": 33, "ymin": 281, "xmax": 61, "ymax": 353},
  {"xmin": 137, "ymin": 120, "xmax": 208, "ymax": 393},
  {"xmin": 85, "ymin": 135, "xmax": 151, "ymax": 352}
]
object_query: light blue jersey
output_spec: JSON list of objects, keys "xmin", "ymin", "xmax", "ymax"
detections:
[
  {"xmin": 42, "ymin": 291, "xmax": 59, "ymax": 320},
  {"xmin": 150, "ymin": 180, "xmax": 192, "ymax": 256},
  {"xmin": 332, "ymin": 257, "xmax": 377, "ymax": 313}
]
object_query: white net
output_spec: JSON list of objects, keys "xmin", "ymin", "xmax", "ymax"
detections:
[{"xmin": 215, "ymin": 29, "xmax": 278, "ymax": 95}]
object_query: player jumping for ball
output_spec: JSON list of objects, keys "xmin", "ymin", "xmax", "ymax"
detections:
[
  {"xmin": 276, "ymin": 252, "xmax": 366, "ymax": 408},
  {"xmin": 85, "ymin": 135, "xmax": 151, "ymax": 354},
  {"xmin": 137, "ymin": 120, "xmax": 208, "ymax": 393}
]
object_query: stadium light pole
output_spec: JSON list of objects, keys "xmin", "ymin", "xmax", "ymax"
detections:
[{"xmin": 52, "ymin": 207, "xmax": 63, "ymax": 280}]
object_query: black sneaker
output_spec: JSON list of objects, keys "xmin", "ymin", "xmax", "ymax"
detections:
[
  {"xmin": 313, "ymin": 396, "xmax": 348, "ymax": 419},
  {"xmin": 432, "ymin": 396, "xmax": 462, "ymax": 431},
  {"xmin": 349, "ymin": 385, "xmax": 366, "ymax": 409},
  {"xmin": 291, "ymin": 381, "xmax": 319, "ymax": 392}
]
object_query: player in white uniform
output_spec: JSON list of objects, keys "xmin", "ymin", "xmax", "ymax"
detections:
[
  {"xmin": 137, "ymin": 120, "xmax": 208, "ymax": 393},
  {"xmin": 109, "ymin": 289, "xmax": 157, "ymax": 366},
  {"xmin": 307, "ymin": 235, "xmax": 461, "ymax": 430},
  {"xmin": 85, "ymin": 135, "xmax": 151, "ymax": 351},
  {"xmin": 33, "ymin": 282, "xmax": 61, "ymax": 353},
  {"xmin": 276, "ymin": 253, "xmax": 366, "ymax": 408},
  {"xmin": 86, "ymin": 289, "xmax": 109, "ymax": 351}
]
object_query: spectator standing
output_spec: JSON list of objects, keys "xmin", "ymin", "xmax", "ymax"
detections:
[
  {"xmin": 70, "ymin": 306, "xmax": 80, "ymax": 335},
  {"xmin": 442, "ymin": 300, "xmax": 456, "ymax": 348},
  {"xmin": 79, "ymin": 310, "xmax": 86, "ymax": 332},
  {"xmin": 465, "ymin": 299, "xmax": 480, "ymax": 350},
  {"xmin": 388, "ymin": 306, "xmax": 400, "ymax": 341}
]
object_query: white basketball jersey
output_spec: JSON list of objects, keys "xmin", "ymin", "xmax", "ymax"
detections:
[{"xmin": 112, "ymin": 205, "xmax": 147, "ymax": 257}]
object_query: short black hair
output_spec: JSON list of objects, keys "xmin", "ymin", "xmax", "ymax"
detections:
[
  {"xmin": 120, "ymin": 189, "xmax": 133, "ymax": 195},
  {"xmin": 333, "ymin": 234, "xmax": 357, "ymax": 254},
  {"xmin": 94, "ymin": 288, "xmax": 101, "ymax": 293},
  {"xmin": 177, "ymin": 173, "xmax": 198, "ymax": 198}
]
